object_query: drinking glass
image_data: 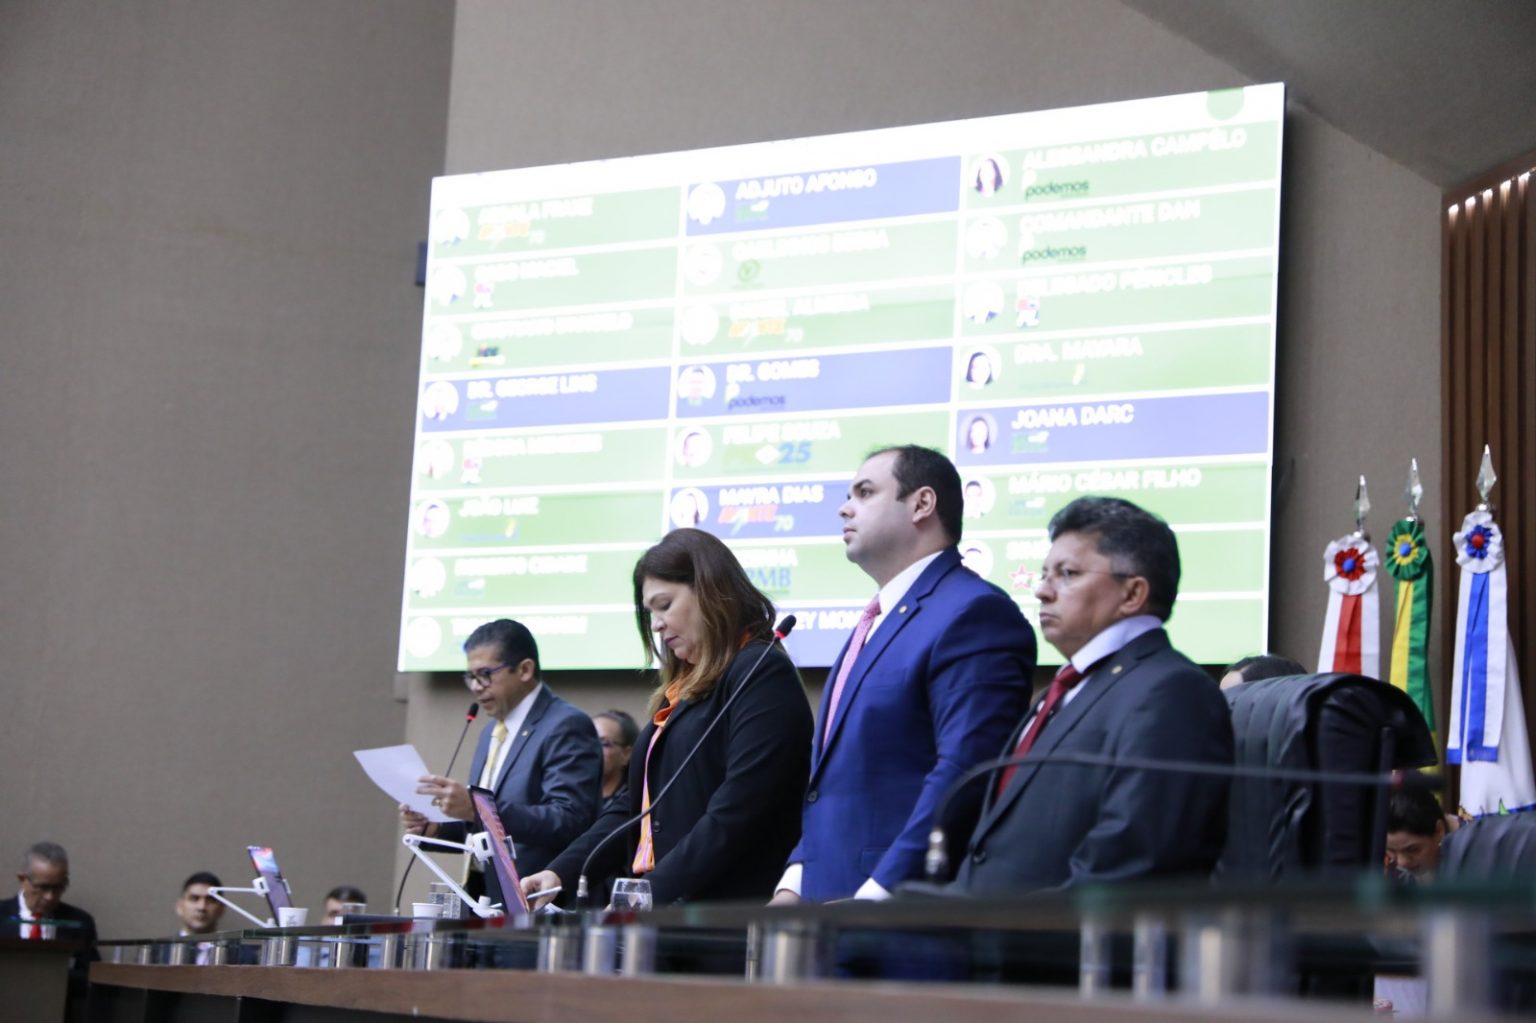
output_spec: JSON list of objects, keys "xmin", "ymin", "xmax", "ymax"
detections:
[{"xmin": 610, "ymin": 878, "xmax": 653, "ymax": 911}]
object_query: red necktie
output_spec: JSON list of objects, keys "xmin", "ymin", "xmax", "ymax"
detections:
[
  {"xmin": 27, "ymin": 921, "xmax": 42, "ymax": 940},
  {"xmin": 995, "ymin": 662, "xmax": 1084, "ymax": 798},
  {"xmin": 822, "ymin": 594, "xmax": 881, "ymax": 743}
]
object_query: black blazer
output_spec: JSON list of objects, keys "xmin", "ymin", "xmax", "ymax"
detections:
[{"xmin": 547, "ymin": 640, "xmax": 813, "ymax": 904}]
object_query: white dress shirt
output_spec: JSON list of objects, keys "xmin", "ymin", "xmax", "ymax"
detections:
[
  {"xmin": 1021, "ymin": 614, "xmax": 1162, "ymax": 728},
  {"xmin": 16, "ymin": 895, "xmax": 54, "ymax": 939},
  {"xmin": 479, "ymin": 682, "xmax": 544, "ymax": 789}
]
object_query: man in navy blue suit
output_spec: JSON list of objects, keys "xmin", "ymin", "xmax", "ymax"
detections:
[
  {"xmin": 773, "ymin": 445, "xmax": 1035, "ymax": 903},
  {"xmin": 404, "ymin": 619, "xmax": 602, "ymax": 910}
]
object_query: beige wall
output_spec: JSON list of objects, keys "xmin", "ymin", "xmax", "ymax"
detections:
[
  {"xmin": 0, "ymin": 0, "xmax": 1445, "ymax": 933},
  {"xmin": 0, "ymin": 2, "xmax": 453, "ymax": 936}
]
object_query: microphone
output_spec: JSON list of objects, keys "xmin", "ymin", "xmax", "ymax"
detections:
[
  {"xmin": 574, "ymin": 615, "xmax": 796, "ymax": 904},
  {"xmin": 444, "ymin": 702, "xmax": 482, "ymax": 777},
  {"xmin": 394, "ymin": 702, "xmax": 482, "ymax": 914},
  {"xmin": 922, "ymin": 748, "xmax": 1443, "ymax": 882}
]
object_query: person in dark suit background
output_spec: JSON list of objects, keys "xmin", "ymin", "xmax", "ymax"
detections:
[
  {"xmin": 173, "ymin": 870, "xmax": 224, "ymax": 938},
  {"xmin": 1218, "ymin": 652, "xmax": 1306, "ymax": 690},
  {"xmin": 582, "ymin": 709, "xmax": 638, "ymax": 902},
  {"xmin": 321, "ymin": 884, "xmax": 369, "ymax": 924},
  {"xmin": 955, "ymin": 496, "xmax": 1233, "ymax": 894},
  {"xmin": 402, "ymin": 619, "xmax": 602, "ymax": 909},
  {"xmin": 6, "ymin": 841, "xmax": 97, "ymax": 949},
  {"xmin": 520, "ymin": 528, "xmax": 812, "ymax": 906},
  {"xmin": 773, "ymin": 445, "xmax": 1036, "ymax": 904},
  {"xmin": 5, "ymin": 841, "xmax": 97, "ymax": 1014},
  {"xmin": 592, "ymin": 709, "xmax": 638, "ymax": 814}
]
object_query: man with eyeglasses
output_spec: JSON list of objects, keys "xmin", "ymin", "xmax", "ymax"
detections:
[
  {"xmin": 400, "ymin": 619, "xmax": 602, "ymax": 908},
  {"xmin": 5, "ymin": 841, "xmax": 98, "ymax": 1003},
  {"xmin": 954, "ymin": 496, "xmax": 1233, "ymax": 894}
]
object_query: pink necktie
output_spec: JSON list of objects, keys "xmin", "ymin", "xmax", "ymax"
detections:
[
  {"xmin": 995, "ymin": 662, "xmax": 1084, "ymax": 798},
  {"xmin": 823, "ymin": 594, "xmax": 881, "ymax": 743}
]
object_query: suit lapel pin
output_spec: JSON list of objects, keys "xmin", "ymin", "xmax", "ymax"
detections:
[
  {"xmin": 1111, "ymin": 665, "xmax": 1122, "ymax": 675},
  {"xmin": 898, "ymin": 605, "xmax": 908, "ymax": 614}
]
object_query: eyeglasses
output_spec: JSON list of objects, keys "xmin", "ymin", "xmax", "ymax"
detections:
[
  {"xmin": 462, "ymin": 663, "xmax": 513, "ymax": 691},
  {"xmin": 1021, "ymin": 566, "xmax": 1132, "ymax": 591},
  {"xmin": 20, "ymin": 875, "xmax": 68, "ymax": 895}
]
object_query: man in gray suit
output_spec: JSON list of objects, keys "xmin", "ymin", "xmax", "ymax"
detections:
[
  {"xmin": 955, "ymin": 496, "xmax": 1232, "ymax": 893},
  {"xmin": 403, "ymin": 619, "xmax": 602, "ymax": 909}
]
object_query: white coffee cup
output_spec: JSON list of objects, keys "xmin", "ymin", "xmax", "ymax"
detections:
[{"xmin": 277, "ymin": 906, "xmax": 308, "ymax": 928}]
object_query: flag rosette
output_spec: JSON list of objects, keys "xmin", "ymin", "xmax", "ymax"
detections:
[
  {"xmin": 1454, "ymin": 511, "xmax": 1502, "ymax": 573},
  {"xmin": 1385, "ymin": 519, "xmax": 1430, "ymax": 582},
  {"xmin": 1318, "ymin": 532, "xmax": 1381, "ymax": 677},
  {"xmin": 1385, "ymin": 516, "xmax": 1435, "ymax": 734},
  {"xmin": 1323, "ymin": 535, "xmax": 1379, "ymax": 596}
]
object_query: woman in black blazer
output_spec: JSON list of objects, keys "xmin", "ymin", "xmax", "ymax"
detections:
[{"xmin": 524, "ymin": 528, "xmax": 812, "ymax": 905}]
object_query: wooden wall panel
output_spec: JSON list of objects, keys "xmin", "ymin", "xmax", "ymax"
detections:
[{"xmin": 1442, "ymin": 156, "xmax": 1536, "ymax": 811}]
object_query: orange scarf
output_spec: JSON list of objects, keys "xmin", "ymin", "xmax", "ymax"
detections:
[{"xmin": 631, "ymin": 677, "xmax": 685, "ymax": 874}]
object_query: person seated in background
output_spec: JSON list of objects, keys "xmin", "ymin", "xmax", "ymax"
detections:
[
  {"xmin": 5, "ymin": 841, "xmax": 97, "ymax": 1007},
  {"xmin": 1385, "ymin": 784, "xmax": 1456, "ymax": 883},
  {"xmin": 175, "ymin": 871, "xmax": 224, "ymax": 937},
  {"xmin": 1219, "ymin": 652, "xmax": 1307, "ymax": 690},
  {"xmin": 954, "ymin": 496, "xmax": 1234, "ymax": 894},
  {"xmin": 168, "ymin": 871, "xmax": 225, "ymax": 964},
  {"xmin": 5, "ymin": 841, "xmax": 97, "ymax": 950},
  {"xmin": 322, "ymin": 885, "xmax": 367, "ymax": 923},
  {"xmin": 521, "ymin": 528, "xmax": 813, "ymax": 908},
  {"xmin": 585, "ymin": 710, "xmax": 639, "ymax": 903},
  {"xmin": 592, "ymin": 709, "xmax": 638, "ymax": 812},
  {"xmin": 1375, "ymin": 781, "xmax": 1459, "ymax": 1014}
]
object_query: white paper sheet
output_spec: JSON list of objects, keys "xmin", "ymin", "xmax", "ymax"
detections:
[{"xmin": 354, "ymin": 744, "xmax": 453, "ymax": 822}]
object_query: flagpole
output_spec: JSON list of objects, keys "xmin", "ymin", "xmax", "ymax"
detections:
[
  {"xmin": 1386, "ymin": 459, "xmax": 1436, "ymax": 759},
  {"xmin": 1319, "ymin": 476, "xmax": 1381, "ymax": 678},
  {"xmin": 1447, "ymin": 446, "xmax": 1536, "ymax": 815}
]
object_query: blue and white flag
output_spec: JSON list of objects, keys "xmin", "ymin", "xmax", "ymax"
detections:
[{"xmin": 1447, "ymin": 509, "xmax": 1536, "ymax": 815}]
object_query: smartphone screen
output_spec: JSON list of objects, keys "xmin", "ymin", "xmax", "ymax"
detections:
[
  {"xmin": 469, "ymin": 787, "xmax": 529, "ymax": 913},
  {"xmin": 247, "ymin": 845, "xmax": 293, "ymax": 918}
]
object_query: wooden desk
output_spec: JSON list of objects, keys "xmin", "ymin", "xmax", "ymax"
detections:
[
  {"xmin": 0, "ymin": 938, "xmax": 84, "ymax": 1023},
  {"xmin": 85, "ymin": 962, "xmax": 1430, "ymax": 1023}
]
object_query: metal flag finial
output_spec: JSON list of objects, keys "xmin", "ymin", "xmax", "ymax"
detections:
[
  {"xmin": 1404, "ymin": 458, "xmax": 1423, "ymax": 520},
  {"xmin": 1354, "ymin": 474, "xmax": 1371, "ymax": 539},
  {"xmin": 1475, "ymin": 444, "xmax": 1497, "ymax": 511}
]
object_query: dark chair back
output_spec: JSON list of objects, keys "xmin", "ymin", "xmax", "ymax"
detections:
[
  {"xmin": 1220, "ymin": 673, "xmax": 1437, "ymax": 880},
  {"xmin": 1439, "ymin": 812, "xmax": 1536, "ymax": 878}
]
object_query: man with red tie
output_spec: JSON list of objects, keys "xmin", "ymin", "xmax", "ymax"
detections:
[
  {"xmin": 5, "ymin": 841, "xmax": 98, "ymax": 1002},
  {"xmin": 7, "ymin": 842, "xmax": 96, "ymax": 944},
  {"xmin": 956, "ymin": 496, "xmax": 1233, "ymax": 893},
  {"xmin": 773, "ymin": 445, "xmax": 1035, "ymax": 903}
]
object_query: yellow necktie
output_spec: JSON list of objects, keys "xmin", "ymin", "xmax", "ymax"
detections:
[
  {"xmin": 479, "ymin": 721, "xmax": 509, "ymax": 788},
  {"xmin": 465, "ymin": 722, "xmax": 509, "ymax": 881}
]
